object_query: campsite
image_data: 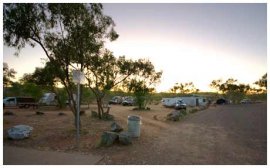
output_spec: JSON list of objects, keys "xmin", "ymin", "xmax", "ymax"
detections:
[
  {"xmin": 3, "ymin": 101, "xmax": 267, "ymax": 164},
  {"xmin": 3, "ymin": 3, "xmax": 267, "ymax": 165}
]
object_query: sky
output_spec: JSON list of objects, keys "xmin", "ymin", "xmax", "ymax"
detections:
[{"xmin": 3, "ymin": 3, "xmax": 267, "ymax": 92}]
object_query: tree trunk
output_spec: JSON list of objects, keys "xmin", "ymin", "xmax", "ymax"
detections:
[
  {"xmin": 96, "ymin": 97, "xmax": 104, "ymax": 119},
  {"xmin": 66, "ymin": 90, "xmax": 81, "ymax": 128}
]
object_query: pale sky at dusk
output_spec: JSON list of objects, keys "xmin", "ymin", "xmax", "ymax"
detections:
[{"xmin": 3, "ymin": 3, "xmax": 267, "ymax": 92}]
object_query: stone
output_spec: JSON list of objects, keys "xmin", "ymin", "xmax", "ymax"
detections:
[
  {"xmin": 7, "ymin": 125, "xmax": 33, "ymax": 140},
  {"xmin": 4, "ymin": 111, "xmax": 15, "ymax": 116},
  {"xmin": 80, "ymin": 110, "xmax": 85, "ymax": 116},
  {"xmin": 36, "ymin": 111, "xmax": 44, "ymax": 115},
  {"xmin": 119, "ymin": 132, "xmax": 132, "ymax": 145},
  {"xmin": 99, "ymin": 131, "xmax": 119, "ymax": 147},
  {"xmin": 111, "ymin": 122, "xmax": 123, "ymax": 132},
  {"xmin": 167, "ymin": 111, "xmax": 181, "ymax": 121},
  {"xmin": 58, "ymin": 112, "xmax": 66, "ymax": 116}
]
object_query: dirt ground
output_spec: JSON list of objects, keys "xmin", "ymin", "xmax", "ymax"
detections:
[{"xmin": 3, "ymin": 102, "xmax": 267, "ymax": 165}]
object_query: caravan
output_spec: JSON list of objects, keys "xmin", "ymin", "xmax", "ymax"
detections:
[
  {"xmin": 162, "ymin": 96, "xmax": 208, "ymax": 107},
  {"xmin": 161, "ymin": 97, "xmax": 183, "ymax": 107},
  {"xmin": 39, "ymin": 93, "xmax": 57, "ymax": 105}
]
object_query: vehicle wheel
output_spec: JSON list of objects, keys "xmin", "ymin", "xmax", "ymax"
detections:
[{"xmin": 24, "ymin": 104, "xmax": 30, "ymax": 108}]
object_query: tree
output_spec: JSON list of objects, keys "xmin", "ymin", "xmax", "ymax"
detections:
[
  {"xmin": 4, "ymin": 81, "xmax": 43, "ymax": 101},
  {"xmin": 127, "ymin": 79, "xmax": 161, "ymax": 110},
  {"xmin": 209, "ymin": 79, "xmax": 222, "ymax": 93},
  {"xmin": 21, "ymin": 82, "xmax": 44, "ymax": 101},
  {"xmin": 255, "ymin": 73, "xmax": 267, "ymax": 91},
  {"xmin": 210, "ymin": 78, "xmax": 251, "ymax": 103},
  {"xmin": 84, "ymin": 50, "xmax": 162, "ymax": 117},
  {"xmin": 170, "ymin": 82, "xmax": 198, "ymax": 94},
  {"xmin": 20, "ymin": 61, "xmax": 65, "ymax": 107},
  {"xmin": 4, "ymin": 3, "xmax": 118, "ymax": 126},
  {"xmin": 3, "ymin": 62, "xmax": 17, "ymax": 87},
  {"xmin": 125, "ymin": 61, "xmax": 162, "ymax": 110}
]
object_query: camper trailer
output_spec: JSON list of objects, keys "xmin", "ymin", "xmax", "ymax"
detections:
[
  {"xmin": 180, "ymin": 96, "xmax": 208, "ymax": 107},
  {"xmin": 162, "ymin": 96, "xmax": 208, "ymax": 107},
  {"xmin": 162, "ymin": 97, "xmax": 183, "ymax": 107},
  {"xmin": 39, "ymin": 93, "xmax": 57, "ymax": 105}
]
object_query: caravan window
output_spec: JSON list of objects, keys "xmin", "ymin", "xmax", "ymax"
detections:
[{"xmin": 7, "ymin": 98, "xmax": 15, "ymax": 102}]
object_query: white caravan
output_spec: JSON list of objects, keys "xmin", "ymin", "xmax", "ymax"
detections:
[
  {"xmin": 39, "ymin": 93, "xmax": 57, "ymax": 105},
  {"xmin": 162, "ymin": 97, "xmax": 183, "ymax": 107},
  {"xmin": 162, "ymin": 96, "xmax": 208, "ymax": 107}
]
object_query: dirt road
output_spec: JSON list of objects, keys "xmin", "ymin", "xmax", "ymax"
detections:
[
  {"xmin": 97, "ymin": 103, "xmax": 267, "ymax": 164},
  {"xmin": 4, "ymin": 146, "xmax": 102, "ymax": 165},
  {"xmin": 3, "ymin": 102, "xmax": 266, "ymax": 165}
]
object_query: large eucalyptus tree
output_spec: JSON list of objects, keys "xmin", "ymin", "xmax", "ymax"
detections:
[{"xmin": 4, "ymin": 3, "xmax": 118, "ymax": 126}]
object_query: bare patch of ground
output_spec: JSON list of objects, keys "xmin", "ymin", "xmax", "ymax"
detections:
[{"xmin": 3, "ymin": 102, "xmax": 267, "ymax": 164}]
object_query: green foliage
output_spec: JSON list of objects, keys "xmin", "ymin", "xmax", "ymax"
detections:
[
  {"xmin": 91, "ymin": 111, "xmax": 114, "ymax": 121},
  {"xmin": 4, "ymin": 3, "xmax": 119, "ymax": 126},
  {"xmin": 3, "ymin": 62, "xmax": 16, "ymax": 87},
  {"xmin": 123, "ymin": 61, "xmax": 162, "ymax": 110},
  {"xmin": 81, "ymin": 86, "xmax": 95, "ymax": 105},
  {"xmin": 209, "ymin": 78, "xmax": 252, "ymax": 103},
  {"xmin": 84, "ymin": 51, "xmax": 162, "ymax": 115},
  {"xmin": 246, "ymin": 93, "xmax": 267, "ymax": 101},
  {"xmin": 21, "ymin": 83, "xmax": 43, "ymax": 100},
  {"xmin": 128, "ymin": 80, "xmax": 152, "ymax": 109},
  {"xmin": 56, "ymin": 88, "xmax": 68, "ymax": 108},
  {"xmin": 189, "ymin": 108, "xmax": 198, "ymax": 114},
  {"xmin": 20, "ymin": 61, "xmax": 62, "ymax": 87},
  {"xmin": 180, "ymin": 109, "xmax": 187, "ymax": 116},
  {"xmin": 170, "ymin": 82, "xmax": 199, "ymax": 94},
  {"xmin": 255, "ymin": 73, "xmax": 267, "ymax": 91},
  {"xmin": 4, "ymin": 82, "xmax": 22, "ymax": 97},
  {"xmin": 5, "ymin": 82, "xmax": 43, "ymax": 101},
  {"xmin": 209, "ymin": 79, "xmax": 222, "ymax": 92}
]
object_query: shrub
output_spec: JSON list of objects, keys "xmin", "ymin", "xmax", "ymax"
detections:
[
  {"xmin": 91, "ymin": 110, "xmax": 114, "ymax": 121},
  {"xmin": 180, "ymin": 109, "xmax": 187, "ymax": 116},
  {"xmin": 189, "ymin": 108, "xmax": 198, "ymax": 114}
]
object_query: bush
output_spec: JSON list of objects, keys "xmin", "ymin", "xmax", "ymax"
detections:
[
  {"xmin": 132, "ymin": 107, "xmax": 151, "ymax": 111},
  {"xmin": 180, "ymin": 109, "xmax": 187, "ymax": 116},
  {"xmin": 91, "ymin": 111, "xmax": 98, "ymax": 118},
  {"xmin": 189, "ymin": 108, "xmax": 198, "ymax": 114},
  {"xmin": 91, "ymin": 111, "xmax": 114, "ymax": 121}
]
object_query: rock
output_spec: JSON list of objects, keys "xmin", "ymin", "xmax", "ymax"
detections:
[
  {"xmin": 119, "ymin": 132, "xmax": 132, "ymax": 145},
  {"xmin": 167, "ymin": 111, "xmax": 181, "ymax": 121},
  {"xmin": 58, "ymin": 112, "xmax": 66, "ymax": 116},
  {"xmin": 80, "ymin": 110, "xmax": 85, "ymax": 116},
  {"xmin": 7, "ymin": 125, "xmax": 33, "ymax": 140},
  {"xmin": 99, "ymin": 131, "xmax": 119, "ymax": 147},
  {"xmin": 91, "ymin": 111, "xmax": 98, "ymax": 118},
  {"xmin": 36, "ymin": 111, "xmax": 44, "ymax": 115},
  {"xmin": 4, "ymin": 111, "xmax": 15, "ymax": 116},
  {"xmin": 111, "ymin": 122, "xmax": 123, "ymax": 132}
]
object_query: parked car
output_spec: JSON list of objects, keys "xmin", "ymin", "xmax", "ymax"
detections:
[
  {"xmin": 109, "ymin": 96, "xmax": 123, "ymax": 105},
  {"xmin": 122, "ymin": 97, "xmax": 135, "ymax": 106},
  {"xmin": 3, "ymin": 97, "xmax": 37, "ymax": 109},
  {"xmin": 240, "ymin": 99, "xmax": 252, "ymax": 104},
  {"xmin": 174, "ymin": 99, "xmax": 187, "ymax": 110}
]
